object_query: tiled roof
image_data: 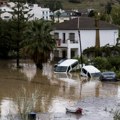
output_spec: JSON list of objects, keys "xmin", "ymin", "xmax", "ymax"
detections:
[{"xmin": 54, "ymin": 17, "xmax": 120, "ymax": 30}]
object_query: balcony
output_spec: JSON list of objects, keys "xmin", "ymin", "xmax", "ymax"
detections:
[{"xmin": 56, "ymin": 39, "xmax": 79, "ymax": 48}]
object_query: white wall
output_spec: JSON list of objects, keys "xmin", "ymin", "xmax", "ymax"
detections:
[
  {"xmin": 54, "ymin": 29, "xmax": 119, "ymax": 58},
  {"xmin": 55, "ymin": 29, "xmax": 119, "ymax": 51},
  {"xmin": 28, "ymin": 4, "xmax": 50, "ymax": 20},
  {"xmin": 100, "ymin": 30, "xmax": 118, "ymax": 46},
  {"xmin": 1, "ymin": 12, "xmax": 12, "ymax": 20}
]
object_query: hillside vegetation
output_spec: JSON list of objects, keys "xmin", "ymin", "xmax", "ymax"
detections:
[{"xmin": 38, "ymin": 0, "xmax": 120, "ymax": 11}]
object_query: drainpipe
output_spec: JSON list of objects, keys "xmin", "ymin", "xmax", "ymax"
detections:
[{"xmin": 67, "ymin": 40, "xmax": 71, "ymax": 58}]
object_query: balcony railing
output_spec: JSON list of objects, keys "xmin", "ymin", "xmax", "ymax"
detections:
[{"xmin": 56, "ymin": 39, "xmax": 79, "ymax": 47}]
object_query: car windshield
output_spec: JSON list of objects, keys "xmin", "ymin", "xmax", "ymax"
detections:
[
  {"xmin": 91, "ymin": 72, "xmax": 101, "ymax": 77},
  {"xmin": 55, "ymin": 66, "xmax": 67, "ymax": 72},
  {"xmin": 58, "ymin": 59, "xmax": 67, "ymax": 64}
]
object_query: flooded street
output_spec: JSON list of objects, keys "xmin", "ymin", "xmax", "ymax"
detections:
[{"xmin": 0, "ymin": 59, "xmax": 120, "ymax": 120}]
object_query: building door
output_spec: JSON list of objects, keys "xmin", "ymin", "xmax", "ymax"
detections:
[
  {"xmin": 71, "ymin": 50, "xmax": 75, "ymax": 58},
  {"xmin": 62, "ymin": 50, "xmax": 66, "ymax": 58}
]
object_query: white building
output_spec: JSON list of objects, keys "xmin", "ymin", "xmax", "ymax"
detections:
[
  {"xmin": 0, "ymin": 6, "xmax": 13, "ymax": 20},
  {"xmin": 53, "ymin": 17, "xmax": 119, "ymax": 59},
  {"xmin": 28, "ymin": 4, "xmax": 50, "ymax": 20},
  {"xmin": 0, "ymin": 2, "xmax": 50, "ymax": 20}
]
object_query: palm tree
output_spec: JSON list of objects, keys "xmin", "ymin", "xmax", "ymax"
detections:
[{"xmin": 21, "ymin": 20, "xmax": 56, "ymax": 69}]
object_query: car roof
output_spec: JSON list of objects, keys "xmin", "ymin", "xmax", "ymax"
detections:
[
  {"xmin": 82, "ymin": 65, "xmax": 100, "ymax": 73},
  {"xmin": 58, "ymin": 59, "xmax": 78, "ymax": 67}
]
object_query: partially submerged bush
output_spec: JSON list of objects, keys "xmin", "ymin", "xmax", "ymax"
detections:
[{"xmin": 113, "ymin": 110, "xmax": 120, "ymax": 120}]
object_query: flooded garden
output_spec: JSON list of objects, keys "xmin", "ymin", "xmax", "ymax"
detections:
[{"xmin": 0, "ymin": 59, "xmax": 120, "ymax": 120}]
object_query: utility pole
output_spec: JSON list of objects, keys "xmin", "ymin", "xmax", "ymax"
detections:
[{"xmin": 78, "ymin": 17, "xmax": 83, "ymax": 67}]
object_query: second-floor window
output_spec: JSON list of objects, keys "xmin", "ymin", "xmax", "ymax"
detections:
[
  {"xmin": 63, "ymin": 33, "xmax": 66, "ymax": 43},
  {"xmin": 69, "ymin": 33, "xmax": 75, "ymax": 41}
]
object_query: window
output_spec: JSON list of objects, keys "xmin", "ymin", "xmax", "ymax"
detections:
[
  {"xmin": 63, "ymin": 33, "xmax": 66, "ymax": 43},
  {"xmin": 69, "ymin": 33, "xmax": 75, "ymax": 41},
  {"xmin": 71, "ymin": 50, "xmax": 75, "ymax": 58},
  {"xmin": 71, "ymin": 61, "xmax": 79, "ymax": 69},
  {"xmin": 67, "ymin": 66, "xmax": 71, "ymax": 72},
  {"xmin": 55, "ymin": 66, "xmax": 67, "ymax": 72},
  {"xmin": 4, "ymin": 16, "xmax": 9, "ymax": 18},
  {"xmin": 82, "ymin": 68, "xmax": 87, "ymax": 74}
]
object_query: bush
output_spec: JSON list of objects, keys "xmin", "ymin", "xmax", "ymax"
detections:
[
  {"xmin": 116, "ymin": 72, "xmax": 120, "ymax": 79},
  {"xmin": 108, "ymin": 57, "xmax": 120, "ymax": 71},
  {"xmin": 91, "ymin": 57, "xmax": 111, "ymax": 70},
  {"xmin": 113, "ymin": 110, "xmax": 120, "ymax": 120}
]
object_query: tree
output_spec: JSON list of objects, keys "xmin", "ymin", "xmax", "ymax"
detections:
[
  {"xmin": 21, "ymin": 20, "xmax": 56, "ymax": 69},
  {"xmin": 88, "ymin": 10, "xmax": 96, "ymax": 17},
  {"xmin": 10, "ymin": 0, "xmax": 32, "ymax": 68},
  {"xmin": 56, "ymin": 11, "xmax": 61, "ymax": 23},
  {"xmin": 44, "ymin": 0, "xmax": 62, "ymax": 12},
  {"xmin": 44, "ymin": 0, "xmax": 63, "ymax": 22},
  {"xmin": 0, "ymin": 20, "xmax": 12, "ymax": 58},
  {"xmin": 105, "ymin": 2, "xmax": 112, "ymax": 14},
  {"xmin": 111, "ymin": 5, "xmax": 120, "ymax": 26}
]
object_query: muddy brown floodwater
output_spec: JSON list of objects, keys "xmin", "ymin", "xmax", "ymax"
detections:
[{"xmin": 0, "ymin": 59, "xmax": 120, "ymax": 120}]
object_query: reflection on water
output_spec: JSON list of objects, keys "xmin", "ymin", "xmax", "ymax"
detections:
[{"xmin": 0, "ymin": 59, "xmax": 120, "ymax": 117}]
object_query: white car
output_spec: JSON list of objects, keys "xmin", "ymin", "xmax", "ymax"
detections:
[
  {"xmin": 54, "ymin": 59, "xmax": 79, "ymax": 73},
  {"xmin": 80, "ymin": 65, "xmax": 101, "ymax": 78}
]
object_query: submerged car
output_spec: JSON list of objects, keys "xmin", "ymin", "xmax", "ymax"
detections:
[
  {"xmin": 80, "ymin": 65, "xmax": 101, "ymax": 78},
  {"xmin": 54, "ymin": 59, "xmax": 79, "ymax": 73},
  {"xmin": 54, "ymin": 58, "xmax": 67, "ymax": 69},
  {"xmin": 99, "ymin": 71, "xmax": 117, "ymax": 81}
]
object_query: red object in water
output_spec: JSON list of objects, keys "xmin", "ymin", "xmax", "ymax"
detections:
[
  {"xmin": 76, "ymin": 108, "xmax": 82, "ymax": 113},
  {"xmin": 66, "ymin": 107, "xmax": 82, "ymax": 114}
]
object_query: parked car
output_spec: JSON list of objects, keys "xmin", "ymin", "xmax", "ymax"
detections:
[
  {"xmin": 54, "ymin": 59, "xmax": 79, "ymax": 73},
  {"xmin": 54, "ymin": 58, "xmax": 67, "ymax": 69},
  {"xmin": 80, "ymin": 65, "xmax": 101, "ymax": 78},
  {"xmin": 99, "ymin": 71, "xmax": 117, "ymax": 81}
]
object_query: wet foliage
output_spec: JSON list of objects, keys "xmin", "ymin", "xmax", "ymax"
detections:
[{"xmin": 113, "ymin": 110, "xmax": 120, "ymax": 120}]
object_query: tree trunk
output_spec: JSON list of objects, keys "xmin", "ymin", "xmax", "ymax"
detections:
[{"xmin": 36, "ymin": 62, "xmax": 43, "ymax": 69}]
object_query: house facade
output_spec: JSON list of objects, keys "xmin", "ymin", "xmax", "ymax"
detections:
[{"xmin": 53, "ymin": 17, "xmax": 119, "ymax": 60}]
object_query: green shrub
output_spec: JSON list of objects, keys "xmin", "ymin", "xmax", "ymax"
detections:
[
  {"xmin": 108, "ymin": 57, "xmax": 120, "ymax": 71},
  {"xmin": 113, "ymin": 110, "xmax": 120, "ymax": 120},
  {"xmin": 116, "ymin": 72, "xmax": 120, "ymax": 79},
  {"xmin": 91, "ymin": 57, "xmax": 111, "ymax": 70}
]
